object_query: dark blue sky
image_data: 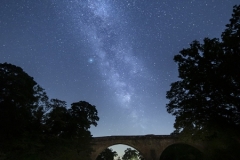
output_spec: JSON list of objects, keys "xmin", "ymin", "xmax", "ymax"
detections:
[{"xmin": 0, "ymin": 0, "xmax": 238, "ymax": 137}]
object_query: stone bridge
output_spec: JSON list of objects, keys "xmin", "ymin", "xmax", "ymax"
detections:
[{"xmin": 91, "ymin": 135, "xmax": 203, "ymax": 160}]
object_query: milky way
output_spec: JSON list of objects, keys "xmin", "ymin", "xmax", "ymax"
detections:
[
  {"xmin": 51, "ymin": 0, "xmax": 150, "ymax": 128},
  {"xmin": 1, "ymin": 0, "xmax": 239, "ymax": 137}
]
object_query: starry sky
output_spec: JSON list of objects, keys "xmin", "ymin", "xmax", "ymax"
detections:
[{"xmin": 0, "ymin": 0, "xmax": 239, "ymax": 138}]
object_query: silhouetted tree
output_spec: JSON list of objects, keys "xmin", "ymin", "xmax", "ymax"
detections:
[
  {"xmin": 44, "ymin": 99, "xmax": 68, "ymax": 136},
  {"xmin": 0, "ymin": 63, "xmax": 47, "ymax": 137},
  {"xmin": 96, "ymin": 148, "xmax": 118, "ymax": 160},
  {"xmin": 122, "ymin": 148, "xmax": 139, "ymax": 160},
  {"xmin": 67, "ymin": 101, "xmax": 99, "ymax": 136},
  {"xmin": 0, "ymin": 63, "xmax": 49, "ymax": 158},
  {"xmin": 40, "ymin": 100, "xmax": 99, "ymax": 160},
  {"xmin": 67, "ymin": 101, "xmax": 99, "ymax": 159},
  {"xmin": 166, "ymin": 5, "xmax": 240, "ymax": 159},
  {"xmin": 0, "ymin": 63, "xmax": 100, "ymax": 160}
]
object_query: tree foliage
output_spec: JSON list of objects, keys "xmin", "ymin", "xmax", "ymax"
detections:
[
  {"xmin": 0, "ymin": 63, "xmax": 99, "ymax": 159},
  {"xmin": 122, "ymin": 148, "xmax": 144, "ymax": 160},
  {"xmin": 0, "ymin": 63, "xmax": 47, "ymax": 138},
  {"xmin": 166, "ymin": 5, "xmax": 240, "ymax": 159},
  {"xmin": 96, "ymin": 148, "xmax": 118, "ymax": 160}
]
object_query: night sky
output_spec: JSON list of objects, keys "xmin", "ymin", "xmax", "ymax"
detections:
[{"xmin": 0, "ymin": 0, "xmax": 239, "ymax": 139}]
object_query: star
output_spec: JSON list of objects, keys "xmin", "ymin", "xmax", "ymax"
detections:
[
  {"xmin": 88, "ymin": 58, "xmax": 94, "ymax": 63},
  {"xmin": 1, "ymin": 0, "xmax": 238, "ymax": 138}
]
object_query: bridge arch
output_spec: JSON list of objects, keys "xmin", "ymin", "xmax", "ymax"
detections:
[
  {"xmin": 98, "ymin": 144, "xmax": 145, "ymax": 160},
  {"xmin": 159, "ymin": 142, "xmax": 204, "ymax": 160},
  {"xmin": 91, "ymin": 137, "xmax": 147, "ymax": 160},
  {"xmin": 91, "ymin": 135, "xmax": 203, "ymax": 160},
  {"xmin": 160, "ymin": 141, "xmax": 204, "ymax": 155}
]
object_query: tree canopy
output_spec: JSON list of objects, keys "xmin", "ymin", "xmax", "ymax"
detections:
[
  {"xmin": 96, "ymin": 148, "xmax": 118, "ymax": 160},
  {"xmin": 0, "ymin": 62, "xmax": 99, "ymax": 160},
  {"xmin": 0, "ymin": 63, "xmax": 47, "ymax": 139},
  {"xmin": 122, "ymin": 148, "xmax": 144, "ymax": 160},
  {"xmin": 166, "ymin": 5, "xmax": 240, "ymax": 159}
]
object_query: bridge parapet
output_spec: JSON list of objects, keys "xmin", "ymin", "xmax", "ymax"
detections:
[{"xmin": 93, "ymin": 135, "xmax": 175, "ymax": 141}]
